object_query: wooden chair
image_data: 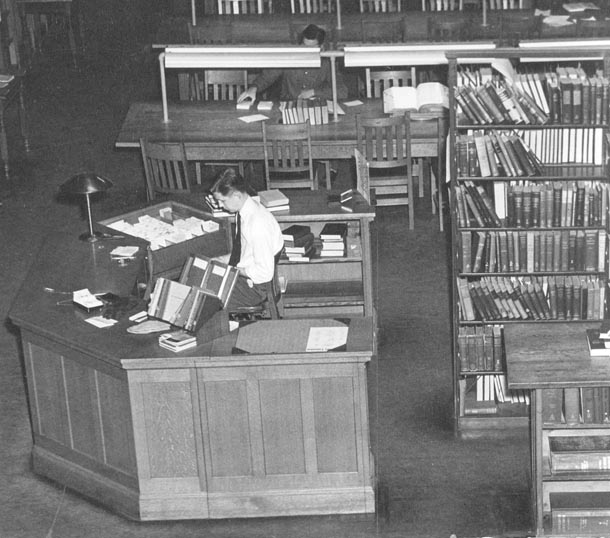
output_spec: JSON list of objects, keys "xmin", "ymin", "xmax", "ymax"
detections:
[
  {"xmin": 229, "ymin": 257, "xmax": 282, "ymax": 320},
  {"xmin": 140, "ymin": 138, "xmax": 192, "ymax": 201},
  {"xmin": 421, "ymin": 0, "xmax": 457, "ymax": 9},
  {"xmin": 290, "ymin": 0, "xmax": 333, "ymax": 13},
  {"xmin": 356, "ymin": 113, "xmax": 415, "ymax": 229},
  {"xmin": 217, "ymin": 0, "xmax": 273, "ymax": 14},
  {"xmin": 360, "ymin": 0, "xmax": 402, "ymax": 12},
  {"xmin": 365, "ymin": 69, "xmax": 415, "ymax": 99},
  {"xmin": 410, "ymin": 114, "xmax": 445, "ymax": 231},
  {"xmin": 262, "ymin": 120, "xmax": 320, "ymax": 190}
]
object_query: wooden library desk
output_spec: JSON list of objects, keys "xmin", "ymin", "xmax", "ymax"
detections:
[
  {"xmin": 505, "ymin": 322, "xmax": 610, "ymax": 536},
  {"xmin": 9, "ymin": 232, "xmax": 376, "ymax": 521},
  {"xmin": 115, "ymin": 99, "xmax": 445, "ymax": 162}
]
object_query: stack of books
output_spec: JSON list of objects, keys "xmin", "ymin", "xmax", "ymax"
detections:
[
  {"xmin": 282, "ymin": 224, "xmax": 315, "ymax": 262},
  {"xmin": 158, "ymin": 331, "xmax": 197, "ymax": 353},
  {"xmin": 319, "ymin": 222, "xmax": 347, "ymax": 258},
  {"xmin": 280, "ymin": 98, "xmax": 329, "ymax": 125},
  {"xmin": 258, "ymin": 189, "xmax": 290, "ymax": 212}
]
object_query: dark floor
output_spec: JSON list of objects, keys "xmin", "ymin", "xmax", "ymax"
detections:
[{"xmin": 0, "ymin": 7, "xmax": 531, "ymax": 538}]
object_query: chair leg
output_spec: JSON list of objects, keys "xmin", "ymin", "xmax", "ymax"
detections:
[
  {"xmin": 324, "ymin": 161, "xmax": 331, "ymax": 189},
  {"xmin": 407, "ymin": 164, "xmax": 415, "ymax": 230},
  {"xmin": 417, "ymin": 158, "xmax": 424, "ymax": 198}
]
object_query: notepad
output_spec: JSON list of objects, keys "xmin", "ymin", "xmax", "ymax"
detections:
[
  {"xmin": 306, "ymin": 326, "xmax": 349, "ymax": 352},
  {"xmin": 239, "ymin": 114, "xmax": 268, "ymax": 123}
]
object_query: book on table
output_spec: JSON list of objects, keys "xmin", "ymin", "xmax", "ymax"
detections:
[
  {"xmin": 383, "ymin": 82, "xmax": 449, "ymax": 114},
  {"xmin": 158, "ymin": 330, "xmax": 197, "ymax": 352},
  {"xmin": 258, "ymin": 189, "xmax": 289, "ymax": 209},
  {"xmin": 320, "ymin": 222, "xmax": 347, "ymax": 241},
  {"xmin": 586, "ymin": 328, "xmax": 610, "ymax": 357}
]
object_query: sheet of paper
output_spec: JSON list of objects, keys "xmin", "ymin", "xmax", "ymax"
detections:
[
  {"xmin": 306, "ymin": 326, "xmax": 349, "ymax": 352},
  {"xmin": 73, "ymin": 288, "xmax": 104, "ymax": 309},
  {"xmin": 239, "ymin": 114, "xmax": 269, "ymax": 123},
  {"xmin": 110, "ymin": 246, "xmax": 139, "ymax": 258},
  {"xmin": 85, "ymin": 316, "xmax": 118, "ymax": 328},
  {"xmin": 343, "ymin": 100, "xmax": 364, "ymax": 107}
]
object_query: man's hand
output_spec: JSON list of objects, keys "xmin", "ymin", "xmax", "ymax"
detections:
[
  {"xmin": 237, "ymin": 86, "xmax": 257, "ymax": 103},
  {"xmin": 297, "ymin": 89, "xmax": 315, "ymax": 99}
]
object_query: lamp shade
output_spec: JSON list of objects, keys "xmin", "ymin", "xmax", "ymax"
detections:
[{"xmin": 60, "ymin": 172, "xmax": 113, "ymax": 195}]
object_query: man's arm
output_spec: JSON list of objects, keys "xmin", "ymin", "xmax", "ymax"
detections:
[
  {"xmin": 237, "ymin": 69, "xmax": 283, "ymax": 103},
  {"xmin": 311, "ymin": 60, "xmax": 348, "ymax": 101}
]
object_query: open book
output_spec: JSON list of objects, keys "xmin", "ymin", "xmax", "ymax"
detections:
[
  {"xmin": 179, "ymin": 254, "xmax": 239, "ymax": 308},
  {"xmin": 383, "ymin": 82, "xmax": 449, "ymax": 114}
]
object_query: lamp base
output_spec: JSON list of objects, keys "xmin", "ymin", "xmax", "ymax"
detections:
[{"xmin": 79, "ymin": 230, "xmax": 105, "ymax": 242}]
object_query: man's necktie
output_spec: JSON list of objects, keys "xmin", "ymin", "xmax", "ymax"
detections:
[{"xmin": 228, "ymin": 212, "xmax": 241, "ymax": 266}]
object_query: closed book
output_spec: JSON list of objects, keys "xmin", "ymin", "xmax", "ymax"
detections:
[
  {"xmin": 282, "ymin": 224, "xmax": 311, "ymax": 242},
  {"xmin": 541, "ymin": 388, "xmax": 564, "ymax": 424},
  {"xmin": 473, "ymin": 131, "xmax": 492, "ymax": 177},
  {"xmin": 586, "ymin": 329, "xmax": 610, "ymax": 358},
  {"xmin": 559, "ymin": 76, "xmax": 573, "ymax": 124},
  {"xmin": 258, "ymin": 189, "xmax": 289, "ymax": 208},
  {"xmin": 564, "ymin": 387, "xmax": 581, "ymax": 424},
  {"xmin": 320, "ymin": 222, "xmax": 347, "ymax": 240}
]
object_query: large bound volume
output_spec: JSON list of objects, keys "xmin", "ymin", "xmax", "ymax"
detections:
[
  {"xmin": 179, "ymin": 254, "xmax": 239, "ymax": 308},
  {"xmin": 551, "ymin": 492, "xmax": 610, "ymax": 534},
  {"xmin": 549, "ymin": 435, "xmax": 610, "ymax": 473},
  {"xmin": 148, "ymin": 277, "xmax": 224, "ymax": 333}
]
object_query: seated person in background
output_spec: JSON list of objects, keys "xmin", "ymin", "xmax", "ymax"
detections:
[
  {"xmin": 211, "ymin": 168, "xmax": 284, "ymax": 310},
  {"xmin": 237, "ymin": 23, "xmax": 348, "ymax": 103}
]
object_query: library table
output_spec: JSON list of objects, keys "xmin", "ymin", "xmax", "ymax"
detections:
[
  {"xmin": 9, "ymin": 231, "xmax": 376, "ymax": 521},
  {"xmin": 115, "ymin": 99, "xmax": 445, "ymax": 162},
  {"xmin": 505, "ymin": 322, "xmax": 610, "ymax": 536}
]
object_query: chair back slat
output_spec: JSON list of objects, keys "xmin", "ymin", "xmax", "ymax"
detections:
[
  {"xmin": 360, "ymin": 0, "xmax": 401, "ymax": 12},
  {"xmin": 140, "ymin": 139, "xmax": 192, "ymax": 201},
  {"xmin": 291, "ymin": 0, "xmax": 332, "ymax": 13},
  {"xmin": 218, "ymin": 0, "xmax": 272, "ymax": 14},
  {"xmin": 367, "ymin": 69, "xmax": 414, "ymax": 98}
]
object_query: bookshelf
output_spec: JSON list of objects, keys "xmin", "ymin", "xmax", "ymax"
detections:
[
  {"xmin": 447, "ymin": 48, "xmax": 610, "ymax": 436},
  {"xmin": 505, "ymin": 322, "xmax": 610, "ymax": 536},
  {"xmin": 273, "ymin": 191, "xmax": 376, "ymax": 319}
]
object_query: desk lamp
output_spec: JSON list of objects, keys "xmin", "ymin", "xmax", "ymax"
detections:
[{"xmin": 60, "ymin": 172, "xmax": 113, "ymax": 242}]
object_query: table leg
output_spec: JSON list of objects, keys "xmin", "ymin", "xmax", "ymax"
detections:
[
  {"xmin": 65, "ymin": 4, "xmax": 77, "ymax": 69},
  {"xmin": 0, "ymin": 107, "xmax": 10, "ymax": 179},
  {"xmin": 19, "ymin": 80, "xmax": 30, "ymax": 152}
]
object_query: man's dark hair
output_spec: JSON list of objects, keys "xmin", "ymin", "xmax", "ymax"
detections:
[
  {"xmin": 210, "ymin": 168, "xmax": 248, "ymax": 196},
  {"xmin": 300, "ymin": 24, "xmax": 325, "ymax": 46}
]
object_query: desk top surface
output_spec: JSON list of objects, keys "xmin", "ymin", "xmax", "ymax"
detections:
[
  {"xmin": 9, "ymin": 231, "xmax": 374, "ymax": 371},
  {"xmin": 505, "ymin": 322, "xmax": 610, "ymax": 389},
  {"xmin": 116, "ymin": 99, "xmax": 445, "ymax": 148}
]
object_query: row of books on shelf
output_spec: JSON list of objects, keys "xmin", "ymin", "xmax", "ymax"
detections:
[
  {"xmin": 456, "ymin": 131, "xmax": 543, "ymax": 179},
  {"xmin": 455, "ymin": 127, "xmax": 604, "ymax": 180},
  {"xmin": 460, "ymin": 374, "xmax": 529, "ymax": 416},
  {"xmin": 455, "ymin": 79, "xmax": 549, "ymax": 126},
  {"xmin": 542, "ymin": 386, "xmax": 610, "ymax": 425},
  {"xmin": 459, "ymin": 229, "xmax": 606, "ymax": 274},
  {"xmin": 456, "ymin": 179, "xmax": 609, "ymax": 229},
  {"xmin": 457, "ymin": 324, "xmax": 504, "ymax": 373},
  {"xmin": 550, "ymin": 435, "xmax": 610, "ymax": 474},
  {"xmin": 551, "ymin": 492, "xmax": 610, "ymax": 534},
  {"xmin": 457, "ymin": 275, "xmax": 606, "ymax": 322},
  {"xmin": 280, "ymin": 98, "xmax": 329, "ymax": 125},
  {"xmin": 456, "ymin": 65, "xmax": 610, "ymax": 126}
]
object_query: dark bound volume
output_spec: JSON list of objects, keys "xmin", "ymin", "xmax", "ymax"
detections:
[
  {"xmin": 281, "ymin": 224, "xmax": 311, "ymax": 242},
  {"xmin": 320, "ymin": 222, "xmax": 347, "ymax": 240}
]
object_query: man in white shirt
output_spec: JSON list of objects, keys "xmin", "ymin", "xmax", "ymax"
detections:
[{"xmin": 210, "ymin": 168, "xmax": 284, "ymax": 309}]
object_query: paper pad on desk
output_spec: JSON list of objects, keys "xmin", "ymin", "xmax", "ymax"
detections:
[{"xmin": 235, "ymin": 319, "xmax": 348, "ymax": 354}]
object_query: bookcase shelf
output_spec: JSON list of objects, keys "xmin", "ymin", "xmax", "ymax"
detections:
[{"xmin": 448, "ymin": 48, "xmax": 610, "ymax": 438}]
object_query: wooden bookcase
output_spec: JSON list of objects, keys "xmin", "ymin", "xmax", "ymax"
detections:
[
  {"xmin": 505, "ymin": 322, "xmax": 610, "ymax": 536},
  {"xmin": 274, "ymin": 191, "xmax": 376, "ymax": 319},
  {"xmin": 447, "ymin": 48, "xmax": 610, "ymax": 436}
]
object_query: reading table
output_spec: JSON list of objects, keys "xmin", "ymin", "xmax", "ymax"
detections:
[
  {"xmin": 115, "ymin": 99, "xmax": 446, "ymax": 163},
  {"xmin": 9, "ymin": 232, "xmax": 376, "ymax": 521}
]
